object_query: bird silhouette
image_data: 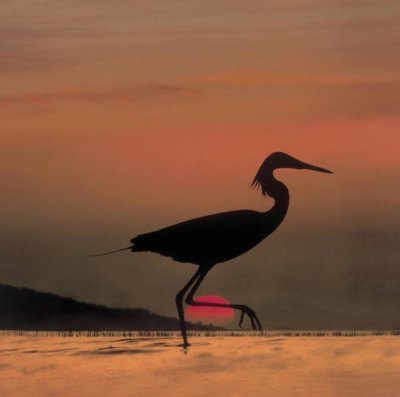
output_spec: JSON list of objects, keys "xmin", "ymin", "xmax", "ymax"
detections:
[{"xmin": 94, "ymin": 152, "xmax": 332, "ymax": 347}]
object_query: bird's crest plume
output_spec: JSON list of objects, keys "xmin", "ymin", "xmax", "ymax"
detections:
[
  {"xmin": 251, "ymin": 175, "xmax": 271, "ymax": 198},
  {"xmin": 251, "ymin": 160, "xmax": 272, "ymax": 198}
]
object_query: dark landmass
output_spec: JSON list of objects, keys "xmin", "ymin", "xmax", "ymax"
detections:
[{"xmin": 0, "ymin": 284, "xmax": 223, "ymax": 331}]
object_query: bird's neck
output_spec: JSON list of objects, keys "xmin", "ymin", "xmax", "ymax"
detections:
[{"xmin": 263, "ymin": 171, "xmax": 290, "ymax": 218}]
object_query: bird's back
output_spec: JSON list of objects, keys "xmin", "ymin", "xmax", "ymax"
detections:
[{"xmin": 131, "ymin": 210, "xmax": 271, "ymax": 265}]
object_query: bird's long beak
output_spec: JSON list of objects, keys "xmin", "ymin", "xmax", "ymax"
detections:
[{"xmin": 300, "ymin": 162, "xmax": 333, "ymax": 174}]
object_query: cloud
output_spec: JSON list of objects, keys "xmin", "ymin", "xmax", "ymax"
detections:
[
  {"xmin": 197, "ymin": 70, "xmax": 400, "ymax": 88},
  {"xmin": 194, "ymin": 70, "xmax": 400, "ymax": 118},
  {"xmin": 0, "ymin": 84, "xmax": 200, "ymax": 106}
]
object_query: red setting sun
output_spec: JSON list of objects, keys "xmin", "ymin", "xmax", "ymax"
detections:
[{"xmin": 185, "ymin": 295, "xmax": 234, "ymax": 326}]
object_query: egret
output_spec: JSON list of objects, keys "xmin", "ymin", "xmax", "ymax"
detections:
[{"xmin": 95, "ymin": 152, "xmax": 332, "ymax": 347}]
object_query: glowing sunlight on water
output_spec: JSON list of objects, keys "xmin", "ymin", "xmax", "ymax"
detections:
[{"xmin": 1, "ymin": 333, "xmax": 400, "ymax": 397}]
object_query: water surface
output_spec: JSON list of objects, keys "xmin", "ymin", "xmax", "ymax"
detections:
[{"xmin": 1, "ymin": 332, "xmax": 400, "ymax": 396}]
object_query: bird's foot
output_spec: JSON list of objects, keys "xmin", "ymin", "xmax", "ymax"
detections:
[{"xmin": 238, "ymin": 306, "xmax": 263, "ymax": 331}]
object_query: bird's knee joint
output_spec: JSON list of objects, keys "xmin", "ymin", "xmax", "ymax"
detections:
[{"xmin": 175, "ymin": 292, "xmax": 185, "ymax": 304}]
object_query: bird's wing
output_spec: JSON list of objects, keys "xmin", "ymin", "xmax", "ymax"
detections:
[{"xmin": 130, "ymin": 210, "xmax": 266, "ymax": 264}]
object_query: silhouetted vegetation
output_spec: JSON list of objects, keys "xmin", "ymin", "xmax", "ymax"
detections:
[
  {"xmin": 0, "ymin": 284, "xmax": 223, "ymax": 331},
  {"xmin": 2, "ymin": 330, "xmax": 400, "ymax": 337}
]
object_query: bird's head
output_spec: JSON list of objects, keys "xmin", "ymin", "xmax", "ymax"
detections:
[
  {"xmin": 263, "ymin": 152, "xmax": 333, "ymax": 173},
  {"xmin": 252, "ymin": 152, "xmax": 332, "ymax": 196}
]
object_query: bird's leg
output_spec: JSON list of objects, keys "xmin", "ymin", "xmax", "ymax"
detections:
[
  {"xmin": 238, "ymin": 307, "xmax": 262, "ymax": 330},
  {"xmin": 239, "ymin": 311, "xmax": 245, "ymax": 328},
  {"xmin": 175, "ymin": 268, "xmax": 203, "ymax": 348},
  {"xmin": 185, "ymin": 269, "xmax": 263, "ymax": 331}
]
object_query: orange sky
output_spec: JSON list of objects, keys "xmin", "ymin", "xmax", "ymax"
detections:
[{"xmin": 1, "ymin": 0, "xmax": 399, "ymax": 327}]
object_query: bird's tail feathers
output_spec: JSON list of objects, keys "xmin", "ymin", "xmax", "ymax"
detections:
[{"xmin": 90, "ymin": 246, "xmax": 133, "ymax": 257}]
